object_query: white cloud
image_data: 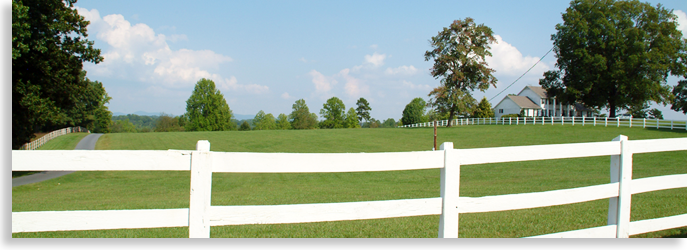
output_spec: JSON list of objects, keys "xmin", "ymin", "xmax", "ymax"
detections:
[
  {"xmin": 385, "ymin": 65, "xmax": 418, "ymax": 76},
  {"xmin": 364, "ymin": 52, "xmax": 386, "ymax": 67},
  {"xmin": 281, "ymin": 92, "xmax": 292, "ymax": 99},
  {"xmin": 76, "ymin": 7, "xmax": 268, "ymax": 93},
  {"xmin": 308, "ymin": 69, "xmax": 337, "ymax": 93},
  {"xmin": 339, "ymin": 68, "xmax": 369, "ymax": 97},
  {"xmin": 675, "ymin": 10, "xmax": 687, "ymax": 38},
  {"xmin": 369, "ymin": 44, "xmax": 378, "ymax": 49},
  {"xmin": 485, "ymin": 35, "xmax": 549, "ymax": 77},
  {"xmin": 402, "ymin": 80, "xmax": 432, "ymax": 90}
]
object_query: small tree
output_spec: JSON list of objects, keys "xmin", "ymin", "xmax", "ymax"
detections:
[
  {"xmin": 155, "ymin": 113, "xmax": 183, "ymax": 132},
  {"xmin": 381, "ymin": 118, "xmax": 397, "ymax": 128},
  {"xmin": 401, "ymin": 98, "xmax": 428, "ymax": 125},
  {"xmin": 276, "ymin": 113, "xmax": 292, "ymax": 130},
  {"xmin": 355, "ymin": 98, "xmax": 371, "ymax": 124},
  {"xmin": 254, "ymin": 110, "xmax": 277, "ymax": 130},
  {"xmin": 289, "ymin": 99, "xmax": 318, "ymax": 129},
  {"xmin": 109, "ymin": 119, "xmax": 137, "ymax": 133},
  {"xmin": 472, "ymin": 97, "xmax": 494, "ymax": 118},
  {"xmin": 344, "ymin": 108, "xmax": 360, "ymax": 128},
  {"xmin": 239, "ymin": 121, "xmax": 251, "ymax": 131},
  {"xmin": 319, "ymin": 97, "xmax": 346, "ymax": 129},
  {"xmin": 184, "ymin": 78, "xmax": 235, "ymax": 131},
  {"xmin": 648, "ymin": 109, "xmax": 664, "ymax": 120}
]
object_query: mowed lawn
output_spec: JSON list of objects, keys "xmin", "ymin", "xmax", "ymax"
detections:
[{"xmin": 12, "ymin": 125, "xmax": 687, "ymax": 238}]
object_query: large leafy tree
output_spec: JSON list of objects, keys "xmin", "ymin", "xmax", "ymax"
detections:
[
  {"xmin": 184, "ymin": 78, "xmax": 236, "ymax": 131},
  {"xmin": 542, "ymin": 0, "xmax": 686, "ymax": 118},
  {"xmin": 289, "ymin": 99, "xmax": 318, "ymax": 129},
  {"xmin": 355, "ymin": 98, "xmax": 371, "ymax": 124},
  {"xmin": 424, "ymin": 17, "xmax": 497, "ymax": 127},
  {"xmin": 319, "ymin": 97, "xmax": 346, "ymax": 129},
  {"xmin": 401, "ymin": 98, "xmax": 428, "ymax": 126},
  {"xmin": 12, "ymin": 0, "xmax": 105, "ymax": 148}
]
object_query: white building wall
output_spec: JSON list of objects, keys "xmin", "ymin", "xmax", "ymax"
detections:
[{"xmin": 493, "ymin": 98, "xmax": 522, "ymax": 119}]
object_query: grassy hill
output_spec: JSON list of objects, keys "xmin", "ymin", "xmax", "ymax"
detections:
[{"xmin": 12, "ymin": 125, "xmax": 687, "ymax": 238}]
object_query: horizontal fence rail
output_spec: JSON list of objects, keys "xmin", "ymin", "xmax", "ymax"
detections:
[
  {"xmin": 11, "ymin": 136, "xmax": 687, "ymax": 238},
  {"xmin": 19, "ymin": 127, "xmax": 90, "ymax": 150},
  {"xmin": 400, "ymin": 117, "xmax": 687, "ymax": 131}
]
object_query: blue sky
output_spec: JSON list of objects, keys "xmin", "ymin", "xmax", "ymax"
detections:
[{"xmin": 72, "ymin": 0, "xmax": 687, "ymax": 120}]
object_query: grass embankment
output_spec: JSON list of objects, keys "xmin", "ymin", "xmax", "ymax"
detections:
[
  {"xmin": 12, "ymin": 125, "xmax": 687, "ymax": 238},
  {"xmin": 12, "ymin": 133, "xmax": 90, "ymax": 178}
]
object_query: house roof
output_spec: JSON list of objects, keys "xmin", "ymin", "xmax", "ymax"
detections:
[
  {"xmin": 521, "ymin": 86, "xmax": 547, "ymax": 98},
  {"xmin": 507, "ymin": 96, "xmax": 542, "ymax": 109}
]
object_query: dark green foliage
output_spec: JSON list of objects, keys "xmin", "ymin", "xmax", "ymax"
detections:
[
  {"xmin": 276, "ymin": 114, "xmax": 292, "ymax": 130},
  {"xmin": 425, "ymin": 17, "xmax": 497, "ymax": 127},
  {"xmin": 184, "ymin": 79, "xmax": 236, "ymax": 131},
  {"xmin": 628, "ymin": 104, "xmax": 650, "ymax": 118},
  {"xmin": 112, "ymin": 114, "xmax": 158, "ymax": 132},
  {"xmin": 319, "ymin": 97, "xmax": 346, "ymax": 129},
  {"xmin": 239, "ymin": 121, "xmax": 251, "ymax": 131},
  {"xmin": 344, "ymin": 108, "xmax": 360, "ymax": 128},
  {"xmin": 381, "ymin": 118, "xmax": 397, "ymax": 128},
  {"xmin": 401, "ymin": 98, "xmax": 428, "ymax": 125},
  {"xmin": 289, "ymin": 99, "xmax": 318, "ymax": 129},
  {"xmin": 12, "ymin": 0, "xmax": 106, "ymax": 148},
  {"xmin": 109, "ymin": 119, "xmax": 137, "ymax": 133},
  {"xmin": 355, "ymin": 98, "xmax": 371, "ymax": 123},
  {"xmin": 154, "ymin": 114, "xmax": 184, "ymax": 132},
  {"xmin": 648, "ymin": 109, "xmax": 663, "ymax": 120},
  {"xmin": 254, "ymin": 111, "xmax": 277, "ymax": 130},
  {"xmin": 472, "ymin": 97, "xmax": 494, "ymax": 118},
  {"xmin": 672, "ymin": 80, "xmax": 687, "ymax": 114},
  {"xmin": 545, "ymin": 0, "xmax": 687, "ymax": 117}
]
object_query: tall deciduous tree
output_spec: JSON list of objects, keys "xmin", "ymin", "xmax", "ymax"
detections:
[
  {"xmin": 319, "ymin": 97, "xmax": 346, "ymax": 129},
  {"xmin": 355, "ymin": 98, "xmax": 371, "ymax": 124},
  {"xmin": 184, "ymin": 78, "xmax": 235, "ymax": 131},
  {"xmin": 401, "ymin": 98, "xmax": 428, "ymax": 126},
  {"xmin": 289, "ymin": 99, "xmax": 318, "ymax": 129},
  {"xmin": 12, "ymin": 0, "xmax": 105, "ymax": 148},
  {"xmin": 544, "ymin": 0, "xmax": 686, "ymax": 118},
  {"xmin": 425, "ymin": 17, "xmax": 497, "ymax": 127}
]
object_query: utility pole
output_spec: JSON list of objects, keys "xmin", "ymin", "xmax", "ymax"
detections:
[{"xmin": 433, "ymin": 119, "xmax": 437, "ymax": 150}]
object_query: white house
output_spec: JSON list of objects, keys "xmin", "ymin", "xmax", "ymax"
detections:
[{"xmin": 494, "ymin": 86, "xmax": 593, "ymax": 119}]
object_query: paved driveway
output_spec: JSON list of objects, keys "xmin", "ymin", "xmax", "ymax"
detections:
[{"xmin": 12, "ymin": 133, "xmax": 103, "ymax": 187}]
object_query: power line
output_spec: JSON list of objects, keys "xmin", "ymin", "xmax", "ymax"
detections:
[{"xmin": 488, "ymin": 47, "xmax": 554, "ymax": 102}]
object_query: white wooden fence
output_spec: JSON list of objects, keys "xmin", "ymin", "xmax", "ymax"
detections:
[
  {"xmin": 11, "ymin": 136, "xmax": 687, "ymax": 238},
  {"xmin": 19, "ymin": 127, "xmax": 90, "ymax": 150},
  {"xmin": 401, "ymin": 116, "xmax": 687, "ymax": 131}
]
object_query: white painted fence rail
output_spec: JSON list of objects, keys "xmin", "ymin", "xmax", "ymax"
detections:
[
  {"xmin": 11, "ymin": 136, "xmax": 687, "ymax": 238},
  {"xmin": 401, "ymin": 117, "xmax": 687, "ymax": 131},
  {"xmin": 19, "ymin": 126, "xmax": 90, "ymax": 150}
]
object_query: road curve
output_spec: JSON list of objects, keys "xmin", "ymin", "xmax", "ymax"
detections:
[{"xmin": 12, "ymin": 133, "xmax": 103, "ymax": 187}]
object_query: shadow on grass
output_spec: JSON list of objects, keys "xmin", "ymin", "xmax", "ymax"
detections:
[
  {"xmin": 12, "ymin": 171, "xmax": 41, "ymax": 178},
  {"xmin": 662, "ymin": 228, "xmax": 687, "ymax": 238}
]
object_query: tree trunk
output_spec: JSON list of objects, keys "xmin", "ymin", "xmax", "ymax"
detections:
[{"xmin": 446, "ymin": 104, "xmax": 457, "ymax": 128}]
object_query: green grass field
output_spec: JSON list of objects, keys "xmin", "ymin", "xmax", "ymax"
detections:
[{"xmin": 11, "ymin": 125, "xmax": 687, "ymax": 238}]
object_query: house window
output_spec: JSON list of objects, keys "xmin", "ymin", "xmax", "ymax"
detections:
[{"xmin": 499, "ymin": 109, "xmax": 503, "ymax": 114}]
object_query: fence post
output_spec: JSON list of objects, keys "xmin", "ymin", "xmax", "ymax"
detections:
[
  {"xmin": 629, "ymin": 118, "xmax": 632, "ymax": 128},
  {"xmin": 572, "ymin": 117, "xmax": 575, "ymax": 126},
  {"xmin": 438, "ymin": 142, "xmax": 459, "ymax": 238},
  {"xmin": 617, "ymin": 117, "xmax": 620, "ymax": 127},
  {"xmin": 189, "ymin": 140, "xmax": 213, "ymax": 238},
  {"xmin": 607, "ymin": 135, "xmax": 632, "ymax": 238},
  {"xmin": 671, "ymin": 120, "xmax": 673, "ymax": 130},
  {"xmin": 605, "ymin": 117, "xmax": 608, "ymax": 127},
  {"xmin": 582, "ymin": 116, "xmax": 585, "ymax": 126},
  {"xmin": 657, "ymin": 119, "xmax": 659, "ymax": 129},
  {"xmin": 642, "ymin": 118, "xmax": 645, "ymax": 128}
]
